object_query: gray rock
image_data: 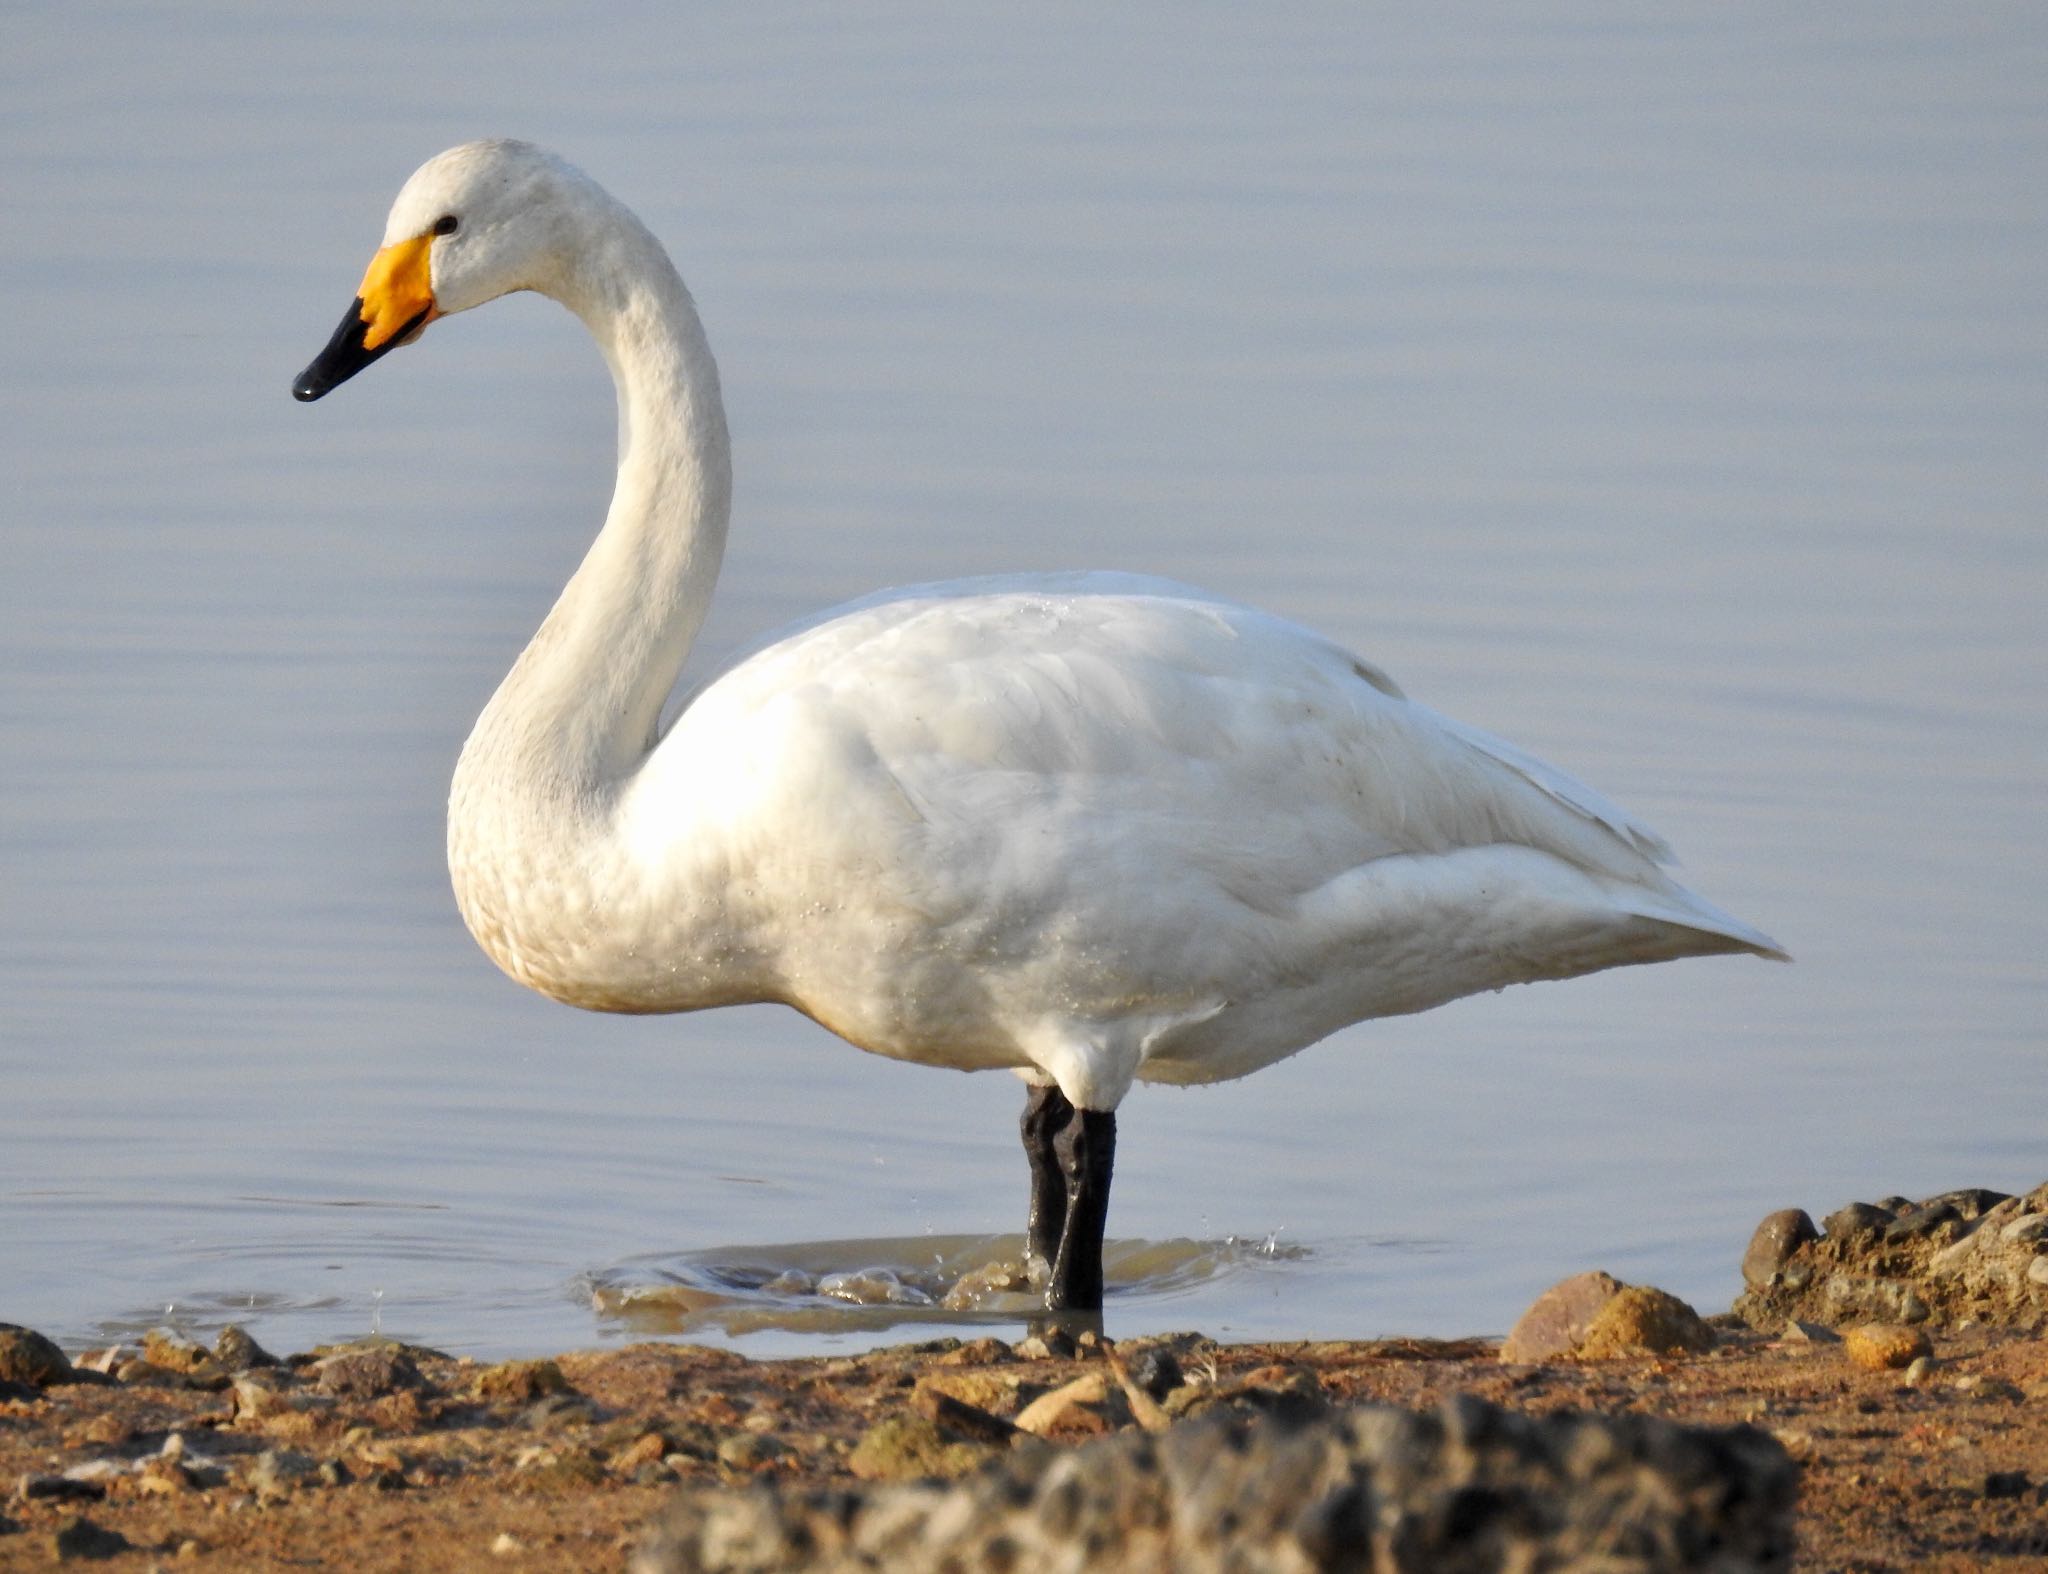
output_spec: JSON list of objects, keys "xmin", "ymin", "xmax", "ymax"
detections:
[
  {"xmin": 1742, "ymin": 1210, "xmax": 1820, "ymax": 1290},
  {"xmin": 634, "ymin": 1396, "xmax": 1795, "ymax": 1573},
  {"xmin": 312, "ymin": 1343, "xmax": 422, "ymax": 1398},
  {"xmin": 1821, "ymin": 1202, "xmax": 1892, "ymax": 1240},
  {"xmin": 214, "ymin": 1324, "xmax": 279, "ymax": 1372},
  {"xmin": 1884, "ymin": 1201, "xmax": 1961, "ymax": 1242},
  {"xmin": 1923, "ymin": 1188, "xmax": 2010, "ymax": 1220}
]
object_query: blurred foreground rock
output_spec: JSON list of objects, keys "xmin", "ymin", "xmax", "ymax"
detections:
[
  {"xmin": 1734, "ymin": 1181, "xmax": 2048, "ymax": 1332},
  {"xmin": 633, "ymin": 1395, "xmax": 1794, "ymax": 1574}
]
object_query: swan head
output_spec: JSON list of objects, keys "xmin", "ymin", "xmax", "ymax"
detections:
[{"xmin": 293, "ymin": 140, "xmax": 597, "ymax": 402}]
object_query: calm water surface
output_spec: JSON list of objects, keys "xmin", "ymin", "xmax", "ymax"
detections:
[{"xmin": 4, "ymin": 6, "xmax": 2045, "ymax": 1357}]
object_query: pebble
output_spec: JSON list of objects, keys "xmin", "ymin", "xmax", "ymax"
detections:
[
  {"xmin": 1901, "ymin": 1356, "xmax": 1937, "ymax": 1386},
  {"xmin": 1842, "ymin": 1323, "xmax": 1932, "ymax": 1372}
]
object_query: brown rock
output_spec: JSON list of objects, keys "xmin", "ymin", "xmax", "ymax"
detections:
[
  {"xmin": 1500, "ymin": 1271, "xmax": 1625, "ymax": 1362},
  {"xmin": 314, "ymin": 1344, "xmax": 422, "ymax": 1398},
  {"xmin": 911, "ymin": 1367, "xmax": 1018, "ymax": 1416},
  {"xmin": 1742, "ymin": 1209, "xmax": 1820, "ymax": 1290},
  {"xmin": 474, "ymin": 1358, "xmax": 569, "ymax": 1402},
  {"xmin": 1011, "ymin": 1372, "xmax": 1109, "ymax": 1436},
  {"xmin": 0, "ymin": 1324, "xmax": 75, "ymax": 1388},
  {"xmin": 846, "ymin": 1415, "xmax": 999, "ymax": 1482},
  {"xmin": 909, "ymin": 1385, "xmax": 1018, "ymax": 1445},
  {"xmin": 1843, "ymin": 1323, "xmax": 1932, "ymax": 1372},
  {"xmin": 1577, "ymin": 1286, "xmax": 1717, "ymax": 1359},
  {"xmin": 142, "ymin": 1329, "xmax": 223, "ymax": 1378}
]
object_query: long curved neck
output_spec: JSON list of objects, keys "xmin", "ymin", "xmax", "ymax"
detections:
[
  {"xmin": 448, "ymin": 195, "xmax": 736, "ymax": 1010},
  {"xmin": 457, "ymin": 205, "xmax": 731, "ymax": 818}
]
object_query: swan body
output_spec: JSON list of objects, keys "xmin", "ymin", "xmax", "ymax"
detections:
[{"xmin": 296, "ymin": 141, "xmax": 1784, "ymax": 1310}]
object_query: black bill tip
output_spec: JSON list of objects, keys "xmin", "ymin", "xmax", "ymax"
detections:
[{"xmin": 293, "ymin": 298, "xmax": 426, "ymax": 402}]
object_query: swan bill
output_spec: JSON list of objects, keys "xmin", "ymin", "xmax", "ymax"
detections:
[{"xmin": 292, "ymin": 233, "xmax": 439, "ymax": 402}]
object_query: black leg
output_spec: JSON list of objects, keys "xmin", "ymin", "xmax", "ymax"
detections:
[
  {"xmin": 1020, "ymin": 1083, "xmax": 1072, "ymax": 1274},
  {"xmin": 1046, "ymin": 1107, "xmax": 1116, "ymax": 1312}
]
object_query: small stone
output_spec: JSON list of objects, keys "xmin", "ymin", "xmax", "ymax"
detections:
[
  {"xmin": 846, "ymin": 1415, "xmax": 999, "ymax": 1482},
  {"xmin": 213, "ymin": 1324, "xmax": 279, "ymax": 1372},
  {"xmin": 2028, "ymin": 1257, "xmax": 2048, "ymax": 1287},
  {"xmin": 520, "ymin": 1393, "xmax": 598, "ymax": 1430},
  {"xmin": 492, "ymin": 1532, "xmax": 525, "ymax": 1556},
  {"xmin": 1922, "ymin": 1187, "xmax": 2011, "ymax": 1220},
  {"xmin": 313, "ymin": 1344, "xmax": 421, "ymax": 1398},
  {"xmin": 1822, "ymin": 1202, "xmax": 1893, "ymax": 1240},
  {"xmin": 1501, "ymin": 1271, "xmax": 1626, "ymax": 1363},
  {"xmin": 0, "ymin": 1325, "xmax": 75, "ymax": 1388},
  {"xmin": 248, "ymin": 1447, "xmax": 317, "ymax": 1501},
  {"xmin": 1742, "ymin": 1209, "xmax": 1819, "ymax": 1290},
  {"xmin": 909, "ymin": 1385, "xmax": 1018, "ymax": 1445},
  {"xmin": 1843, "ymin": 1323, "xmax": 1931, "ymax": 1372},
  {"xmin": 114, "ymin": 1358, "xmax": 185, "ymax": 1387},
  {"xmin": 137, "ymin": 1458, "xmax": 197, "ymax": 1496},
  {"xmin": 912, "ymin": 1367, "xmax": 1018, "ymax": 1416},
  {"xmin": 612, "ymin": 1432, "xmax": 670, "ymax": 1474},
  {"xmin": 143, "ymin": 1329, "xmax": 223, "ymax": 1378},
  {"xmin": 1902, "ymin": 1356, "xmax": 1937, "ymax": 1386},
  {"xmin": 1013, "ymin": 1328, "xmax": 1077, "ymax": 1361},
  {"xmin": 1884, "ymin": 1201, "xmax": 1961, "ymax": 1242},
  {"xmin": 71, "ymin": 1414, "xmax": 133, "ymax": 1448},
  {"xmin": 1126, "ymin": 1345, "xmax": 1184, "ymax": 1400},
  {"xmin": 50, "ymin": 1515, "xmax": 129, "ymax": 1562},
  {"xmin": 1999, "ymin": 1214, "xmax": 2048, "ymax": 1246},
  {"xmin": 716, "ymin": 1432, "xmax": 786, "ymax": 1471},
  {"xmin": 474, "ymin": 1358, "xmax": 568, "ymax": 1402},
  {"xmin": 1782, "ymin": 1320, "xmax": 1842, "ymax": 1345}
]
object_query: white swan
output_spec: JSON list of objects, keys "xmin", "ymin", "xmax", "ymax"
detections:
[{"xmin": 294, "ymin": 140, "xmax": 1784, "ymax": 1313}]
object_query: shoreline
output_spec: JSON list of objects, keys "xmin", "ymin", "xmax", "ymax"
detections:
[{"xmin": 6, "ymin": 1182, "xmax": 2045, "ymax": 1569}]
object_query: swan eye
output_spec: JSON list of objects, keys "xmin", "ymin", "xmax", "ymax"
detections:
[{"xmin": 432, "ymin": 214, "xmax": 460, "ymax": 237}]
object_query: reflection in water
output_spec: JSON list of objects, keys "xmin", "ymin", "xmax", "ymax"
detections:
[{"xmin": 588, "ymin": 1234, "xmax": 1309, "ymax": 1338}]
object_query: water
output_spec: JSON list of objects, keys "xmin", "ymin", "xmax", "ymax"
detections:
[{"xmin": 3, "ymin": 5, "xmax": 2044, "ymax": 1360}]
